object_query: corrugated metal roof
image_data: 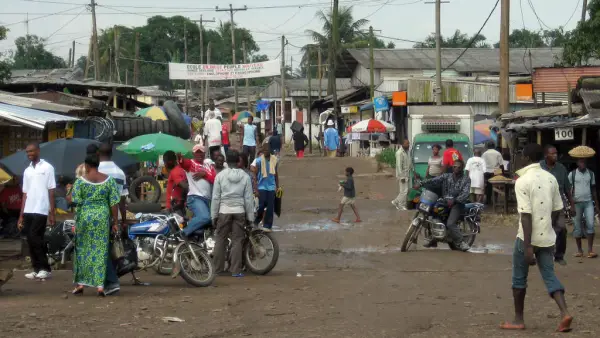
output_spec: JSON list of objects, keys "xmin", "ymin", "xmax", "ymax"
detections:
[
  {"xmin": 346, "ymin": 48, "xmax": 564, "ymax": 74},
  {"xmin": 501, "ymin": 105, "xmax": 583, "ymax": 121},
  {"xmin": 533, "ymin": 67, "xmax": 600, "ymax": 93},
  {"xmin": 273, "ymin": 78, "xmax": 352, "ymax": 91},
  {"xmin": 0, "ymin": 91, "xmax": 87, "ymax": 114},
  {"xmin": 0, "ymin": 103, "xmax": 80, "ymax": 130}
]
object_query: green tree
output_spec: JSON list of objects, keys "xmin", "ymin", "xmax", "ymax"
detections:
[
  {"xmin": 12, "ymin": 35, "xmax": 67, "ymax": 69},
  {"xmin": 492, "ymin": 28, "xmax": 570, "ymax": 49},
  {"xmin": 414, "ymin": 30, "xmax": 490, "ymax": 48},
  {"xmin": 562, "ymin": 0, "xmax": 600, "ymax": 65},
  {"xmin": 0, "ymin": 26, "xmax": 11, "ymax": 83}
]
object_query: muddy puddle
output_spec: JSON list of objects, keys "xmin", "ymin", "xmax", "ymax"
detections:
[{"xmin": 274, "ymin": 219, "xmax": 355, "ymax": 232}]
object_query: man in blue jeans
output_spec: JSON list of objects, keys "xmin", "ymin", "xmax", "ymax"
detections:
[
  {"xmin": 251, "ymin": 143, "xmax": 279, "ymax": 232},
  {"xmin": 501, "ymin": 143, "xmax": 572, "ymax": 332},
  {"xmin": 568, "ymin": 158, "xmax": 600, "ymax": 258}
]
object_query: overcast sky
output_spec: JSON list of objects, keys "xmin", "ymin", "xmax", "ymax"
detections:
[{"xmin": 0, "ymin": 0, "xmax": 585, "ymax": 69}]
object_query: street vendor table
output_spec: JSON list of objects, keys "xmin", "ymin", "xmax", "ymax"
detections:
[{"xmin": 489, "ymin": 179, "xmax": 516, "ymax": 214}]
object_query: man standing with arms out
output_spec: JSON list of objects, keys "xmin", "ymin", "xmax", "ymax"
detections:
[
  {"xmin": 204, "ymin": 112, "xmax": 222, "ymax": 157},
  {"xmin": 540, "ymin": 145, "xmax": 574, "ymax": 266},
  {"xmin": 323, "ymin": 120, "xmax": 339, "ymax": 158},
  {"xmin": 211, "ymin": 150, "xmax": 254, "ymax": 277},
  {"xmin": 251, "ymin": 143, "xmax": 279, "ymax": 232},
  {"xmin": 414, "ymin": 159, "xmax": 471, "ymax": 251},
  {"xmin": 465, "ymin": 148, "xmax": 486, "ymax": 203},
  {"xmin": 97, "ymin": 144, "xmax": 128, "ymax": 295},
  {"xmin": 241, "ymin": 115, "xmax": 258, "ymax": 166},
  {"xmin": 18, "ymin": 143, "xmax": 56, "ymax": 280},
  {"xmin": 203, "ymin": 99, "xmax": 222, "ymax": 123},
  {"xmin": 569, "ymin": 158, "xmax": 600, "ymax": 258},
  {"xmin": 482, "ymin": 141, "xmax": 504, "ymax": 204},
  {"xmin": 391, "ymin": 139, "xmax": 410, "ymax": 211},
  {"xmin": 501, "ymin": 143, "xmax": 572, "ymax": 332},
  {"xmin": 178, "ymin": 145, "xmax": 216, "ymax": 237},
  {"xmin": 163, "ymin": 151, "xmax": 188, "ymax": 213},
  {"xmin": 440, "ymin": 139, "xmax": 463, "ymax": 174}
]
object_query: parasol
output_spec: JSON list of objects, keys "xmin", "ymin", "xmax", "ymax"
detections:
[
  {"xmin": 134, "ymin": 106, "xmax": 167, "ymax": 120},
  {"xmin": 117, "ymin": 133, "xmax": 194, "ymax": 161},
  {"xmin": 346, "ymin": 119, "xmax": 395, "ymax": 133}
]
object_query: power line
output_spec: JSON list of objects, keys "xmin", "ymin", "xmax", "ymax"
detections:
[
  {"xmin": 433, "ymin": 0, "xmax": 500, "ymax": 77},
  {"xmin": 527, "ymin": 0, "xmax": 552, "ymax": 30},
  {"xmin": 562, "ymin": 0, "xmax": 581, "ymax": 28},
  {"xmin": 44, "ymin": 7, "xmax": 86, "ymax": 40},
  {"xmin": 3, "ymin": 5, "xmax": 84, "ymax": 27}
]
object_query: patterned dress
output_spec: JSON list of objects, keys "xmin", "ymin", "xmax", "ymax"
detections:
[{"xmin": 71, "ymin": 176, "xmax": 120, "ymax": 288}]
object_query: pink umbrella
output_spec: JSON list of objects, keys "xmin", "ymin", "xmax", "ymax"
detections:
[{"xmin": 346, "ymin": 119, "xmax": 395, "ymax": 133}]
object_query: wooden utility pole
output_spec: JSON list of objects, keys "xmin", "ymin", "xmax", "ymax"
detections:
[
  {"xmin": 205, "ymin": 42, "xmax": 212, "ymax": 104},
  {"xmin": 134, "ymin": 32, "xmax": 140, "ymax": 86},
  {"xmin": 84, "ymin": 35, "xmax": 92, "ymax": 79},
  {"xmin": 184, "ymin": 20, "xmax": 189, "ymax": 113},
  {"xmin": 192, "ymin": 16, "xmax": 216, "ymax": 111},
  {"xmin": 108, "ymin": 46, "xmax": 112, "ymax": 82},
  {"xmin": 369, "ymin": 26, "xmax": 375, "ymax": 101},
  {"xmin": 582, "ymin": 0, "xmax": 588, "ymax": 23},
  {"xmin": 317, "ymin": 48, "xmax": 322, "ymax": 99},
  {"xmin": 90, "ymin": 0, "xmax": 100, "ymax": 80},
  {"xmin": 281, "ymin": 35, "xmax": 286, "ymax": 141},
  {"xmin": 114, "ymin": 25, "xmax": 120, "ymax": 83},
  {"xmin": 499, "ymin": 0, "xmax": 510, "ymax": 115},
  {"xmin": 71, "ymin": 40, "xmax": 75, "ymax": 67},
  {"xmin": 216, "ymin": 4, "xmax": 248, "ymax": 115},
  {"xmin": 242, "ymin": 41, "xmax": 251, "ymax": 113},
  {"xmin": 435, "ymin": 0, "xmax": 443, "ymax": 105},
  {"xmin": 331, "ymin": 0, "xmax": 340, "ymax": 128},
  {"xmin": 308, "ymin": 45, "xmax": 313, "ymax": 154},
  {"xmin": 68, "ymin": 48, "xmax": 72, "ymax": 69}
]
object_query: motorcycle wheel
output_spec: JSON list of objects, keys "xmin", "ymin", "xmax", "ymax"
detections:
[
  {"xmin": 401, "ymin": 214, "xmax": 422, "ymax": 252},
  {"xmin": 177, "ymin": 242, "xmax": 216, "ymax": 287},
  {"xmin": 243, "ymin": 231, "xmax": 279, "ymax": 275},
  {"xmin": 448, "ymin": 221, "xmax": 478, "ymax": 250}
]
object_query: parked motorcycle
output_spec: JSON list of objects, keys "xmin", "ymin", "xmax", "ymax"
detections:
[
  {"xmin": 401, "ymin": 189, "xmax": 483, "ymax": 252},
  {"xmin": 45, "ymin": 220, "xmax": 76, "ymax": 268}
]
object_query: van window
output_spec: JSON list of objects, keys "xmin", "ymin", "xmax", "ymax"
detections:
[{"xmin": 412, "ymin": 142, "xmax": 472, "ymax": 164}]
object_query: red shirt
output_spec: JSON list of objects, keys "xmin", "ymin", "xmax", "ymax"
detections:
[
  {"xmin": 165, "ymin": 166, "xmax": 187, "ymax": 209},
  {"xmin": 0, "ymin": 186, "xmax": 22, "ymax": 210},
  {"xmin": 442, "ymin": 147, "xmax": 463, "ymax": 167},
  {"xmin": 221, "ymin": 124, "xmax": 230, "ymax": 145}
]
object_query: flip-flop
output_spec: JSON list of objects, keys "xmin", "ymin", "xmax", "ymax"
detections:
[
  {"xmin": 587, "ymin": 252, "xmax": 598, "ymax": 258},
  {"xmin": 331, "ymin": 218, "xmax": 340, "ymax": 223},
  {"xmin": 574, "ymin": 252, "xmax": 584, "ymax": 258},
  {"xmin": 500, "ymin": 322, "xmax": 525, "ymax": 330},
  {"xmin": 556, "ymin": 315, "xmax": 573, "ymax": 332}
]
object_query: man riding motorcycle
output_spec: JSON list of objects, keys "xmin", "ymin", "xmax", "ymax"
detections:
[{"xmin": 413, "ymin": 159, "xmax": 471, "ymax": 251}]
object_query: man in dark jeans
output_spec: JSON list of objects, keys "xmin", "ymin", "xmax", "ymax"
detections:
[
  {"xmin": 415, "ymin": 159, "xmax": 472, "ymax": 251},
  {"xmin": 540, "ymin": 145, "xmax": 574, "ymax": 266},
  {"xmin": 251, "ymin": 143, "xmax": 279, "ymax": 232}
]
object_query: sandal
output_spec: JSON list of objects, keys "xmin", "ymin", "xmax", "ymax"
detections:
[
  {"xmin": 556, "ymin": 315, "xmax": 573, "ymax": 332},
  {"xmin": 331, "ymin": 218, "xmax": 340, "ymax": 223},
  {"xmin": 97, "ymin": 288, "xmax": 106, "ymax": 297},
  {"xmin": 72, "ymin": 286, "xmax": 84, "ymax": 295},
  {"xmin": 500, "ymin": 322, "xmax": 525, "ymax": 330},
  {"xmin": 574, "ymin": 252, "xmax": 584, "ymax": 258},
  {"xmin": 587, "ymin": 252, "xmax": 598, "ymax": 258}
]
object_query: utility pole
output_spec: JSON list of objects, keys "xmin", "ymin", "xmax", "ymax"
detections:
[
  {"xmin": 317, "ymin": 48, "xmax": 322, "ymax": 99},
  {"xmin": 71, "ymin": 40, "xmax": 75, "ymax": 67},
  {"xmin": 68, "ymin": 48, "xmax": 72, "ymax": 70},
  {"xmin": 499, "ymin": 0, "xmax": 510, "ymax": 116},
  {"xmin": 216, "ymin": 4, "xmax": 248, "ymax": 115},
  {"xmin": 84, "ymin": 35, "xmax": 92, "ymax": 79},
  {"xmin": 308, "ymin": 45, "xmax": 313, "ymax": 154},
  {"xmin": 192, "ymin": 16, "xmax": 216, "ymax": 111},
  {"xmin": 426, "ymin": 0, "xmax": 448, "ymax": 105},
  {"xmin": 331, "ymin": 0, "xmax": 340, "ymax": 129},
  {"xmin": 205, "ymin": 42, "xmax": 211, "ymax": 105},
  {"xmin": 281, "ymin": 35, "xmax": 286, "ymax": 142},
  {"xmin": 134, "ymin": 32, "xmax": 140, "ymax": 86},
  {"xmin": 114, "ymin": 25, "xmax": 120, "ymax": 83},
  {"xmin": 242, "ymin": 41, "xmax": 251, "ymax": 113},
  {"xmin": 90, "ymin": 0, "xmax": 100, "ymax": 80},
  {"xmin": 184, "ymin": 20, "xmax": 189, "ymax": 113},
  {"xmin": 582, "ymin": 0, "xmax": 588, "ymax": 23},
  {"xmin": 369, "ymin": 26, "xmax": 375, "ymax": 101},
  {"xmin": 109, "ymin": 46, "xmax": 112, "ymax": 82}
]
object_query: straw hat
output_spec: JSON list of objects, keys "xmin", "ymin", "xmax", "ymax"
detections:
[{"xmin": 568, "ymin": 145, "xmax": 596, "ymax": 159}]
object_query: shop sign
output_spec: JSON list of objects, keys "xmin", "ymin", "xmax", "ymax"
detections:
[
  {"xmin": 341, "ymin": 106, "xmax": 358, "ymax": 114},
  {"xmin": 554, "ymin": 127, "xmax": 574, "ymax": 141},
  {"xmin": 48, "ymin": 123, "xmax": 74, "ymax": 141},
  {"xmin": 373, "ymin": 96, "xmax": 389, "ymax": 112}
]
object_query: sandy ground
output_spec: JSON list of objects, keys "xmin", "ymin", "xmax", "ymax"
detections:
[{"xmin": 2, "ymin": 155, "xmax": 600, "ymax": 338}]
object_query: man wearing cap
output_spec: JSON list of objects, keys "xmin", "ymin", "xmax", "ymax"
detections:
[
  {"xmin": 324, "ymin": 119, "xmax": 339, "ymax": 158},
  {"xmin": 178, "ymin": 145, "xmax": 216, "ymax": 236}
]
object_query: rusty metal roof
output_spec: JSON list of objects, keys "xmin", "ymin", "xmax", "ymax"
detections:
[
  {"xmin": 0, "ymin": 91, "xmax": 88, "ymax": 114},
  {"xmin": 0, "ymin": 102, "xmax": 80, "ymax": 130},
  {"xmin": 533, "ymin": 67, "xmax": 600, "ymax": 93}
]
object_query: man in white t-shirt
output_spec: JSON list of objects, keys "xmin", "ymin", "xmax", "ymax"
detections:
[
  {"xmin": 482, "ymin": 141, "xmax": 504, "ymax": 204},
  {"xmin": 203, "ymin": 100, "xmax": 222, "ymax": 123},
  {"xmin": 204, "ymin": 112, "xmax": 223, "ymax": 158},
  {"xmin": 19, "ymin": 142, "xmax": 56, "ymax": 280},
  {"xmin": 465, "ymin": 148, "xmax": 486, "ymax": 203}
]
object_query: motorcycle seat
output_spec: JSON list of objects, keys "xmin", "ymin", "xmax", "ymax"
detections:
[{"xmin": 464, "ymin": 202, "xmax": 484, "ymax": 210}]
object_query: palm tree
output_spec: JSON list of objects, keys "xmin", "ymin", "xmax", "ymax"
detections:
[{"xmin": 414, "ymin": 29, "xmax": 490, "ymax": 48}]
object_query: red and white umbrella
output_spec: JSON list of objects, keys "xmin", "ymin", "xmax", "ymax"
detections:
[{"xmin": 346, "ymin": 119, "xmax": 395, "ymax": 133}]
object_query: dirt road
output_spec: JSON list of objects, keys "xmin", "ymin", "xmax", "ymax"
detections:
[{"xmin": 2, "ymin": 156, "xmax": 600, "ymax": 337}]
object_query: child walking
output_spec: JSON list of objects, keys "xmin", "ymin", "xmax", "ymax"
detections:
[{"xmin": 333, "ymin": 167, "xmax": 361, "ymax": 223}]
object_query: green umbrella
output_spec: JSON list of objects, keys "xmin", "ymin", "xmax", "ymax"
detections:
[{"xmin": 117, "ymin": 133, "xmax": 194, "ymax": 161}]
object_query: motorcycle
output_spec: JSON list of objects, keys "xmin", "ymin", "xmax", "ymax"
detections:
[
  {"xmin": 45, "ymin": 220, "xmax": 76, "ymax": 269},
  {"xmin": 401, "ymin": 189, "xmax": 484, "ymax": 252},
  {"xmin": 129, "ymin": 210, "xmax": 216, "ymax": 287}
]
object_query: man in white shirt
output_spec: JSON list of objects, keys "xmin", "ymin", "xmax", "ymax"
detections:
[
  {"xmin": 204, "ymin": 112, "xmax": 223, "ymax": 158},
  {"xmin": 391, "ymin": 139, "xmax": 410, "ymax": 211},
  {"xmin": 482, "ymin": 141, "xmax": 504, "ymax": 204},
  {"xmin": 501, "ymin": 143, "xmax": 572, "ymax": 332},
  {"xmin": 18, "ymin": 143, "xmax": 56, "ymax": 280},
  {"xmin": 465, "ymin": 148, "xmax": 486, "ymax": 203},
  {"xmin": 98, "ymin": 143, "xmax": 128, "ymax": 295},
  {"xmin": 203, "ymin": 100, "xmax": 222, "ymax": 123}
]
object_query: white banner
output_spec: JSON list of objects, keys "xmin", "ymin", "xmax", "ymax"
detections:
[{"xmin": 168, "ymin": 60, "xmax": 280, "ymax": 80}]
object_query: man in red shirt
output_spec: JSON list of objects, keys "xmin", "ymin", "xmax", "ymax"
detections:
[
  {"xmin": 441, "ymin": 139, "xmax": 463, "ymax": 174},
  {"xmin": 220, "ymin": 117, "xmax": 230, "ymax": 155},
  {"xmin": 163, "ymin": 151, "xmax": 188, "ymax": 212}
]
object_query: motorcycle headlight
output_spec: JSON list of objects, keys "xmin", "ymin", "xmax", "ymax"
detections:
[{"xmin": 418, "ymin": 203, "xmax": 431, "ymax": 212}]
